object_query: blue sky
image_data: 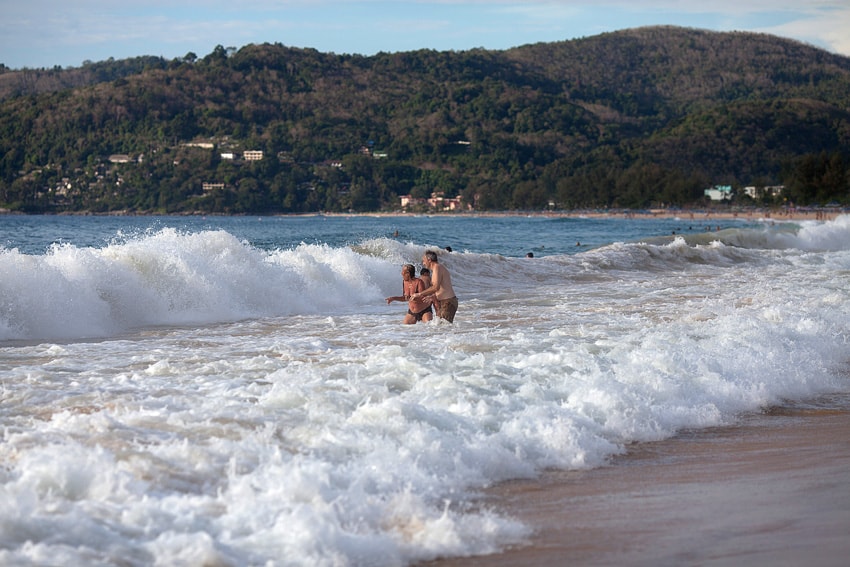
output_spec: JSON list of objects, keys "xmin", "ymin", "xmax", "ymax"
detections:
[{"xmin": 2, "ymin": 1, "xmax": 849, "ymax": 69}]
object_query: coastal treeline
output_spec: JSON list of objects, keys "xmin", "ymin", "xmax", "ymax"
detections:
[{"xmin": 1, "ymin": 26, "xmax": 849, "ymax": 214}]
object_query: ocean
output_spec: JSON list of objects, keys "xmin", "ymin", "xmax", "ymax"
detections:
[{"xmin": 1, "ymin": 213, "xmax": 848, "ymax": 566}]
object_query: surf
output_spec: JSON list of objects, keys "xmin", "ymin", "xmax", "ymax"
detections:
[{"xmin": 0, "ymin": 228, "xmax": 396, "ymax": 341}]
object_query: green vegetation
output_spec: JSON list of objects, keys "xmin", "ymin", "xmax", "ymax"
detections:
[{"xmin": 1, "ymin": 26, "xmax": 849, "ymax": 214}]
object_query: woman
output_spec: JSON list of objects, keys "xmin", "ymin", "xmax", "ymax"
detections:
[{"xmin": 385, "ymin": 264, "xmax": 433, "ymax": 324}]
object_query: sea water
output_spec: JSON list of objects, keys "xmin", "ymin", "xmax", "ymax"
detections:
[{"xmin": 1, "ymin": 214, "xmax": 848, "ymax": 566}]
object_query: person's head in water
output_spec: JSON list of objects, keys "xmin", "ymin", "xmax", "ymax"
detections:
[{"xmin": 526, "ymin": 252, "xmax": 534, "ymax": 258}]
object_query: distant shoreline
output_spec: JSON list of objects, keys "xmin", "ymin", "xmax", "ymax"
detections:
[
  {"xmin": 1, "ymin": 207, "xmax": 845, "ymax": 222},
  {"xmin": 320, "ymin": 207, "xmax": 846, "ymax": 222}
]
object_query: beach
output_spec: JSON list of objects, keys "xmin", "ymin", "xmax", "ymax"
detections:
[
  {"xmin": 551, "ymin": 208, "xmax": 840, "ymax": 223},
  {"xmin": 559, "ymin": 207, "xmax": 844, "ymax": 222},
  {"xmin": 3, "ymin": 206, "xmax": 844, "ymax": 225},
  {"xmin": 424, "ymin": 395, "xmax": 850, "ymax": 567}
]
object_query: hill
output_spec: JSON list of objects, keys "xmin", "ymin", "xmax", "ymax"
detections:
[{"xmin": 1, "ymin": 26, "xmax": 848, "ymax": 214}]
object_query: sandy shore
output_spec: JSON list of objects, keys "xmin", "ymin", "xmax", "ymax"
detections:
[
  {"xmin": 422, "ymin": 394, "xmax": 850, "ymax": 567},
  {"xmin": 322, "ymin": 207, "xmax": 845, "ymax": 222},
  {"xmin": 571, "ymin": 209, "xmax": 842, "ymax": 222},
  {"xmin": 556, "ymin": 208, "xmax": 844, "ymax": 222},
  {"xmin": 4, "ymin": 207, "xmax": 844, "ymax": 222}
]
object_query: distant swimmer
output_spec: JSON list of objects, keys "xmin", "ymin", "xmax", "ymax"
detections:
[
  {"xmin": 386, "ymin": 264, "xmax": 432, "ymax": 324},
  {"xmin": 444, "ymin": 246, "xmax": 453, "ymax": 252},
  {"xmin": 413, "ymin": 250, "xmax": 458, "ymax": 323},
  {"xmin": 526, "ymin": 252, "xmax": 534, "ymax": 258}
]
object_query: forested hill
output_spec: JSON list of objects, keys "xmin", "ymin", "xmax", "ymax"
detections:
[{"xmin": 2, "ymin": 26, "xmax": 849, "ymax": 214}]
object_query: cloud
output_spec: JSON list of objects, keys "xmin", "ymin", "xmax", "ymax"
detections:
[
  {"xmin": 2, "ymin": 0, "xmax": 848, "ymax": 69},
  {"xmin": 764, "ymin": 4, "xmax": 850, "ymax": 55}
]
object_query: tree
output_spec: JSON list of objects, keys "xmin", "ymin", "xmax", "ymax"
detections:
[{"xmin": 3, "ymin": 28, "xmax": 850, "ymax": 213}]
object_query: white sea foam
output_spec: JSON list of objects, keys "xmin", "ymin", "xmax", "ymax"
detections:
[
  {"xmin": 0, "ymin": 228, "xmax": 404, "ymax": 341},
  {"xmin": 1, "ymin": 215, "xmax": 849, "ymax": 565}
]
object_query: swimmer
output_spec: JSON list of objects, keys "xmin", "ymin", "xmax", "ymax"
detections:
[{"xmin": 386, "ymin": 264, "xmax": 433, "ymax": 324}]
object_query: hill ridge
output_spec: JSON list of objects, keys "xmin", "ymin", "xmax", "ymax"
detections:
[{"xmin": 1, "ymin": 26, "xmax": 848, "ymax": 213}]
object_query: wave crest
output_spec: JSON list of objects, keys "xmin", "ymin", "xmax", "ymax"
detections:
[{"xmin": 0, "ymin": 229, "xmax": 400, "ymax": 341}]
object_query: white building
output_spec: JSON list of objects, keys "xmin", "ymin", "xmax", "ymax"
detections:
[
  {"xmin": 743, "ymin": 185, "xmax": 784, "ymax": 199},
  {"xmin": 704, "ymin": 185, "xmax": 732, "ymax": 201}
]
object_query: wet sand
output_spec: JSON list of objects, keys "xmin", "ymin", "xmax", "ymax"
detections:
[{"xmin": 423, "ymin": 395, "xmax": 850, "ymax": 567}]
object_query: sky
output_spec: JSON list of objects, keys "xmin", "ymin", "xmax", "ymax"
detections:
[{"xmin": 2, "ymin": 0, "xmax": 850, "ymax": 70}]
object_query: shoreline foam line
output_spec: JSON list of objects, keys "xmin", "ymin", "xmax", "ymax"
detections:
[{"xmin": 421, "ymin": 394, "xmax": 850, "ymax": 566}]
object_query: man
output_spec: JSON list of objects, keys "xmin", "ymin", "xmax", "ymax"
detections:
[{"xmin": 412, "ymin": 250, "xmax": 458, "ymax": 323}]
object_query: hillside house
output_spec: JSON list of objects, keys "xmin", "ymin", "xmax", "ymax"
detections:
[
  {"xmin": 743, "ymin": 185, "xmax": 784, "ymax": 199},
  {"xmin": 400, "ymin": 192, "xmax": 466, "ymax": 211},
  {"xmin": 202, "ymin": 182, "xmax": 225, "ymax": 192},
  {"xmin": 704, "ymin": 185, "xmax": 732, "ymax": 201}
]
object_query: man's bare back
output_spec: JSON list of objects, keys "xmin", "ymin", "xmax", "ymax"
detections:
[{"xmin": 413, "ymin": 250, "xmax": 458, "ymax": 322}]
